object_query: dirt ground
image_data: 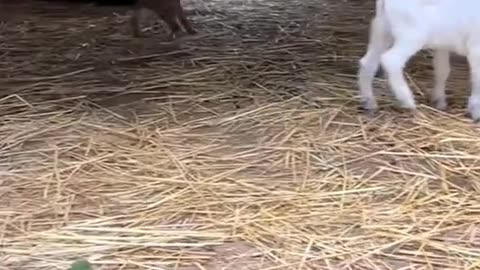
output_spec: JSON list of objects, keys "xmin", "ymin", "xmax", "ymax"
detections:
[{"xmin": 1, "ymin": 0, "xmax": 480, "ymax": 270}]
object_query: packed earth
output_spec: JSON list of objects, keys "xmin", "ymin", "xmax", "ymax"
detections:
[{"xmin": 1, "ymin": 0, "xmax": 480, "ymax": 269}]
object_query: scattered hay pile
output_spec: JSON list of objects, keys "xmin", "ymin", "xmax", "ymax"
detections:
[{"xmin": 1, "ymin": 0, "xmax": 480, "ymax": 269}]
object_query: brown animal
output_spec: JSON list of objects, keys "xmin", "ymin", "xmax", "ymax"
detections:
[{"xmin": 131, "ymin": 0, "xmax": 197, "ymax": 40}]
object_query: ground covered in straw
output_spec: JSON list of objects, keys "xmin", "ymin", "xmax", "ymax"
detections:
[{"xmin": 1, "ymin": 0, "xmax": 480, "ymax": 269}]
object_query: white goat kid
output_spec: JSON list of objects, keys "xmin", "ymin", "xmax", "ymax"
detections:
[{"xmin": 358, "ymin": 0, "xmax": 480, "ymax": 121}]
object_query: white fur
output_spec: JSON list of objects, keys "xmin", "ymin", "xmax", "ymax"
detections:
[{"xmin": 358, "ymin": 0, "xmax": 480, "ymax": 120}]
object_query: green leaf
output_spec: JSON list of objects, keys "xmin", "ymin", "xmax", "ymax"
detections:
[{"xmin": 69, "ymin": 259, "xmax": 92, "ymax": 270}]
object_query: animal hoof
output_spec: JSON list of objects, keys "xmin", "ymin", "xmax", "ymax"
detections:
[
  {"xmin": 469, "ymin": 110, "xmax": 480, "ymax": 123},
  {"xmin": 361, "ymin": 98, "xmax": 377, "ymax": 111},
  {"xmin": 132, "ymin": 30, "xmax": 142, "ymax": 37},
  {"xmin": 398, "ymin": 100, "xmax": 416, "ymax": 110},
  {"xmin": 170, "ymin": 31, "xmax": 191, "ymax": 41},
  {"xmin": 359, "ymin": 100, "xmax": 378, "ymax": 118},
  {"xmin": 365, "ymin": 109, "xmax": 377, "ymax": 118},
  {"xmin": 468, "ymin": 98, "xmax": 480, "ymax": 122},
  {"xmin": 431, "ymin": 98, "xmax": 447, "ymax": 111}
]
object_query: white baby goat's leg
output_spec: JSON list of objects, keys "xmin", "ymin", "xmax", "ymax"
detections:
[
  {"xmin": 430, "ymin": 49, "xmax": 450, "ymax": 110},
  {"xmin": 380, "ymin": 38, "xmax": 423, "ymax": 109},
  {"xmin": 358, "ymin": 16, "xmax": 392, "ymax": 112},
  {"xmin": 467, "ymin": 50, "xmax": 480, "ymax": 121}
]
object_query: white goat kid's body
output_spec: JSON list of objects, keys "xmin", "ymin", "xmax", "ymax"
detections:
[{"xmin": 358, "ymin": 0, "xmax": 480, "ymax": 120}]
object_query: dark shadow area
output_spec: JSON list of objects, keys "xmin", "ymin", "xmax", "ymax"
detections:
[{"xmin": 35, "ymin": 0, "xmax": 137, "ymax": 5}]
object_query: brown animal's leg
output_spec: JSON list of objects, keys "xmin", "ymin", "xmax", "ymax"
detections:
[
  {"xmin": 158, "ymin": 11, "xmax": 182, "ymax": 40},
  {"xmin": 130, "ymin": 8, "xmax": 142, "ymax": 37},
  {"xmin": 131, "ymin": 7, "xmax": 150, "ymax": 37},
  {"xmin": 175, "ymin": 3, "xmax": 196, "ymax": 35}
]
